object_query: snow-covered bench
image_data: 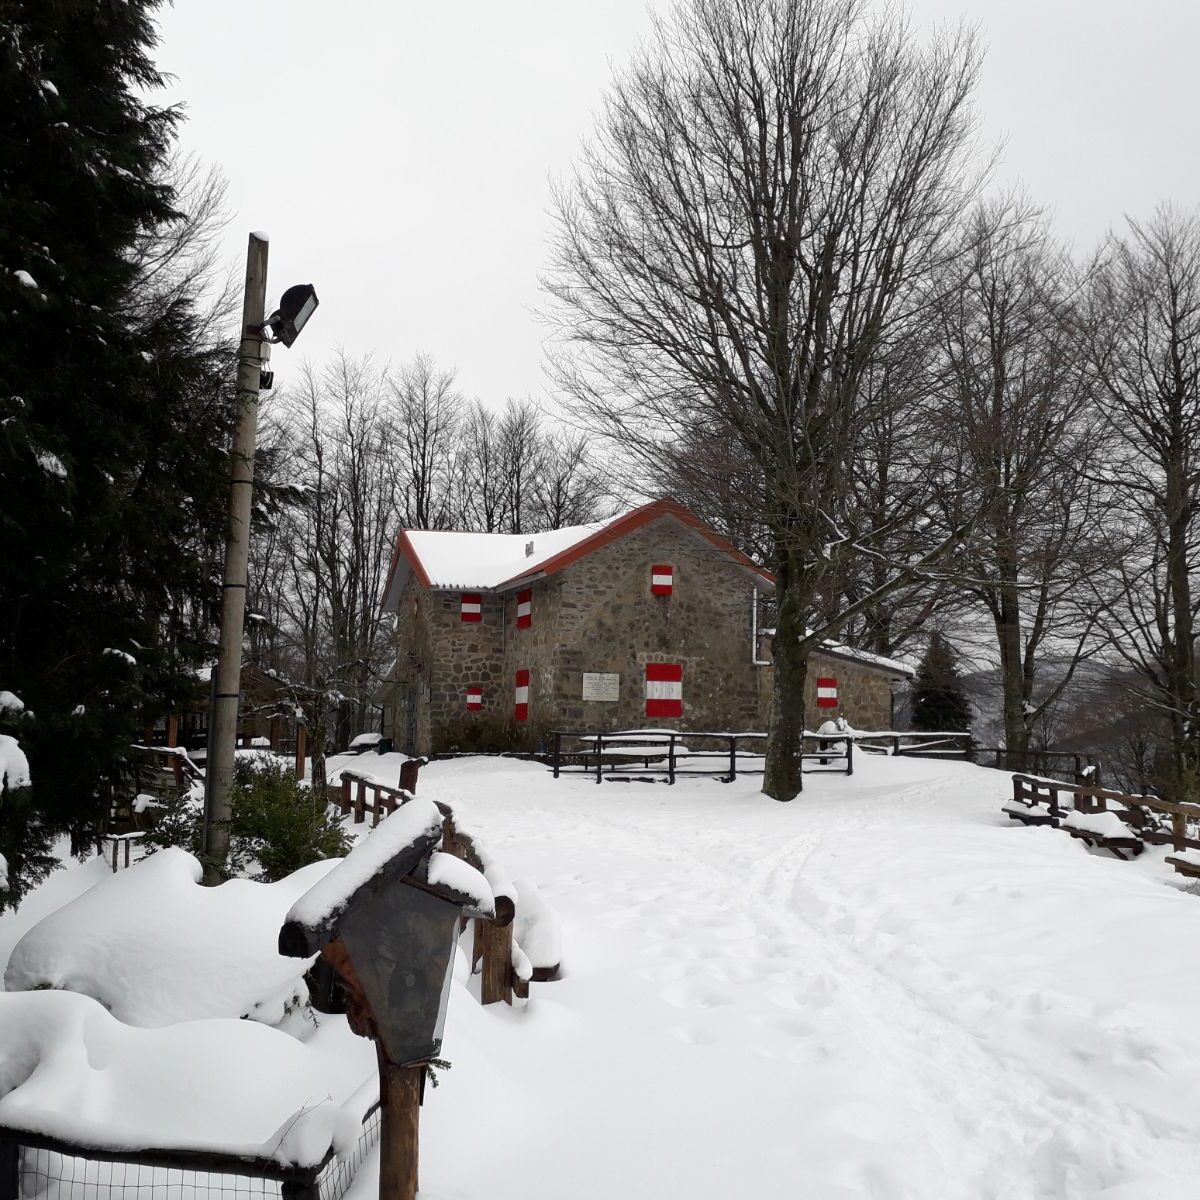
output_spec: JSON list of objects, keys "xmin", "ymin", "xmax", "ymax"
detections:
[
  {"xmin": 1165, "ymin": 849, "xmax": 1200, "ymax": 880},
  {"xmin": 1005, "ymin": 775, "xmax": 1065, "ymax": 827},
  {"xmin": 1061, "ymin": 809, "xmax": 1144, "ymax": 859},
  {"xmin": 551, "ymin": 730, "xmax": 691, "ymax": 784}
]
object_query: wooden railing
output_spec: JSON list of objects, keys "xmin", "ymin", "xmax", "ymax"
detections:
[{"xmin": 1010, "ymin": 773, "xmax": 1200, "ymax": 853}]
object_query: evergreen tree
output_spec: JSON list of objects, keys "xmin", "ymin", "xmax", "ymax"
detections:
[
  {"xmin": 0, "ymin": 1, "xmax": 236, "ymax": 874},
  {"xmin": 910, "ymin": 633, "xmax": 973, "ymax": 733}
]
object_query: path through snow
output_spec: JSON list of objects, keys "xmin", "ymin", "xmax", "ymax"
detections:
[{"xmin": 353, "ymin": 754, "xmax": 1200, "ymax": 1200}]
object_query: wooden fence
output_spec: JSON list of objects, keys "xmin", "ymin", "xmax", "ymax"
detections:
[
  {"xmin": 1008, "ymin": 772, "xmax": 1200, "ymax": 874},
  {"xmin": 549, "ymin": 729, "xmax": 853, "ymax": 784}
]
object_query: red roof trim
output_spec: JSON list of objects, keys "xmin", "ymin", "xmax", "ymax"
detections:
[
  {"xmin": 382, "ymin": 528, "xmax": 432, "ymax": 602},
  {"xmin": 496, "ymin": 497, "xmax": 774, "ymax": 589}
]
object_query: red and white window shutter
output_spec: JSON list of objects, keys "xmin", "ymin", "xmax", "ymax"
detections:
[
  {"xmin": 650, "ymin": 564, "xmax": 674, "ymax": 596},
  {"xmin": 460, "ymin": 593, "xmax": 482, "ymax": 623},
  {"xmin": 466, "ymin": 687, "xmax": 482, "ymax": 711},
  {"xmin": 645, "ymin": 662, "xmax": 683, "ymax": 718},
  {"xmin": 816, "ymin": 677, "xmax": 838, "ymax": 708},
  {"xmin": 514, "ymin": 670, "xmax": 530, "ymax": 721},
  {"xmin": 516, "ymin": 588, "xmax": 532, "ymax": 629}
]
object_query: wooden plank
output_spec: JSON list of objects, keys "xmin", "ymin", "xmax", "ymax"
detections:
[{"xmin": 1166, "ymin": 855, "xmax": 1200, "ymax": 879}]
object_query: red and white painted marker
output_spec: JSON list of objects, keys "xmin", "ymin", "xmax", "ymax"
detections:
[
  {"xmin": 645, "ymin": 662, "xmax": 683, "ymax": 718},
  {"xmin": 516, "ymin": 588, "xmax": 532, "ymax": 629},
  {"xmin": 651, "ymin": 564, "xmax": 674, "ymax": 596},
  {"xmin": 514, "ymin": 669, "xmax": 529, "ymax": 721},
  {"xmin": 816, "ymin": 677, "xmax": 838, "ymax": 708},
  {"xmin": 466, "ymin": 687, "xmax": 482, "ymax": 711},
  {"xmin": 460, "ymin": 593, "xmax": 482, "ymax": 622}
]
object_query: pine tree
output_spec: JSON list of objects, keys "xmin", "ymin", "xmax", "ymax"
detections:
[
  {"xmin": 910, "ymin": 633, "xmax": 973, "ymax": 733},
  {"xmin": 0, "ymin": 1, "xmax": 236, "ymax": 873}
]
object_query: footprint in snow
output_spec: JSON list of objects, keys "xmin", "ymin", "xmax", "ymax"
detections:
[
  {"xmin": 660, "ymin": 980, "xmax": 735, "ymax": 1010},
  {"xmin": 666, "ymin": 1024, "xmax": 720, "ymax": 1046}
]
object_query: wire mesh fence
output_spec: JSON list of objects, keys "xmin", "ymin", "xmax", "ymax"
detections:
[{"xmin": 1, "ymin": 1103, "xmax": 381, "ymax": 1200}]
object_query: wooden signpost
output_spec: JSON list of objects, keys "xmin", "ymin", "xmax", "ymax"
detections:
[{"xmin": 279, "ymin": 803, "xmax": 492, "ymax": 1200}]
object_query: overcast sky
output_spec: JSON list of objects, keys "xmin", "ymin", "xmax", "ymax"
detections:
[{"xmin": 156, "ymin": 0, "xmax": 1200, "ymax": 402}]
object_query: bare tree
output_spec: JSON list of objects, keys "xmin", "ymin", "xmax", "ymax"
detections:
[
  {"xmin": 455, "ymin": 401, "xmax": 507, "ymax": 531},
  {"xmin": 934, "ymin": 207, "xmax": 1112, "ymax": 757},
  {"xmin": 1084, "ymin": 206, "xmax": 1200, "ymax": 799},
  {"xmin": 257, "ymin": 354, "xmax": 403, "ymax": 777},
  {"xmin": 391, "ymin": 353, "xmax": 460, "ymax": 530},
  {"xmin": 545, "ymin": 0, "xmax": 986, "ymax": 799},
  {"xmin": 530, "ymin": 428, "xmax": 610, "ymax": 529},
  {"xmin": 494, "ymin": 398, "xmax": 542, "ymax": 533}
]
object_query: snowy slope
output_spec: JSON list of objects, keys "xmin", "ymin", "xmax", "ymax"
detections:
[
  {"xmin": 352, "ymin": 755, "xmax": 1200, "ymax": 1200},
  {"xmin": 5, "ymin": 755, "xmax": 1200, "ymax": 1197}
]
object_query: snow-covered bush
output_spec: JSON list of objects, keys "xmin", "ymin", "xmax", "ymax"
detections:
[
  {"xmin": 0, "ymin": 724, "xmax": 57, "ymax": 911},
  {"xmin": 144, "ymin": 756, "xmax": 350, "ymax": 881}
]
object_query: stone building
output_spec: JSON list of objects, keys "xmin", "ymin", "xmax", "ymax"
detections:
[{"xmin": 381, "ymin": 498, "xmax": 912, "ymax": 756}]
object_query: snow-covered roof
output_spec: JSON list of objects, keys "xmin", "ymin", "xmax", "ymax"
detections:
[
  {"xmin": 818, "ymin": 639, "xmax": 915, "ymax": 679},
  {"xmin": 382, "ymin": 497, "xmax": 773, "ymax": 609},
  {"xmin": 760, "ymin": 629, "xmax": 915, "ymax": 678},
  {"xmin": 404, "ymin": 522, "xmax": 608, "ymax": 590}
]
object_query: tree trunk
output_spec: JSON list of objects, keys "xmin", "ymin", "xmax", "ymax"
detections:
[
  {"xmin": 1165, "ymin": 458, "xmax": 1198, "ymax": 799},
  {"xmin": 995, "ymin": 543, "xmax": 1029, "ymax": 762},
  {"xmin": 763, "ymin": 566, "xmax": 808, "ymax": 802}
]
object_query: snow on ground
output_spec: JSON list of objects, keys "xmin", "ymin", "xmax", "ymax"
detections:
[
  {"xmin": 0, "ymin": 988, "xmax": 375, "ymax": 1165},
  {"xmin": 5, "ymin": 753, "xmax": 1200, "ymax": 1197},
  {"xmin": 347, "ymin": 755, "xmax": 1200, "ymax": 1200},
  {"xmin": 5, "ymin": 848, "xmax": 335, "ymax": 1026}
]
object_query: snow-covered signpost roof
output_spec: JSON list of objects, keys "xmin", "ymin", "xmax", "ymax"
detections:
[{"xmin": 278, "ymin": 797, "xmax": 492, "ymax": 1200}]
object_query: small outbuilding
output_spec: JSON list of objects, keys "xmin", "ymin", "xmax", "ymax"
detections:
[{"xmin": 381, "ymin": 498, "xmax": 912, "ymax": 756}]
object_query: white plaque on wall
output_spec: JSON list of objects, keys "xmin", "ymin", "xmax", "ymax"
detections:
[{"xmin": 582, "ymin": 672, "xmax": 620, "ymax": 702}]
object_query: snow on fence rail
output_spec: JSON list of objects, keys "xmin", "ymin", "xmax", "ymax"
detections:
[
  {"xmin": 548, "ymin": 728, "xmax": 853, "ymax": 784},
  {"xmin": 0, "ymin": 1103, "xmax": 381, "ymax": 1200}
]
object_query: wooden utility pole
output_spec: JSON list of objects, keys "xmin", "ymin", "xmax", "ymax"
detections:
[{"xmin": 202, "ymin": 232, "xmax": 269, "ymax": 885}]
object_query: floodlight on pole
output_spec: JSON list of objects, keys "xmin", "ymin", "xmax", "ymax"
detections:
[{"xmin": 264, "ymin": 283, "xmax": 319, "ymax": 348}]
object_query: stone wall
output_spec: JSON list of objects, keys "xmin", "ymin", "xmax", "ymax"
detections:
[
  {"xmin": 756, "ymin": 650, "xmax": 901, "ymax": 731},
  {"xmin": 513, "ymin": 517, "xmax": 767, "ymax": 745}
]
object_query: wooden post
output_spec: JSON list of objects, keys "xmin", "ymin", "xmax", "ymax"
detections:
[
  {"xmin": 846, "ymin": 737, "xmax": 854, "ymax": 776},
  {"xmin": 354, "ymin": 779, "xmax": 366, "ymax": 824},
  {"xmin": 1173, "ymin": 812, "xmax": 1187, "ymax": 853},
  {"xmin": 553, "ymin": 731, "xmax": 561, "ymax": 779},
  {"xmin": 892, "ymin": 734, "xmax": 901, "ymax": 757},
  {"xmin": 377, "ymin": 1050, "xmax": 422, "ymax": 1200},
  {"xmin": 371, "ymin": 784, "xmax": 382, "ymax": 827},
  {"xmin": 668, "ymin": 734, "xmax": 676, "ymax": 785},
  {"xmin": 478, "ymin": 919, "xmax": 514, "ymax": 1005},
  {"xmin": 399, "ymin": 759, "xmax": 421, "ymax": 794},
  {"xmin": 340, "ymin": 773, "xmax": 351, "ymax": 814},
  {"xmin": 728, "ymin": 735, "xmax": 737, "ymax": 780},
  {"xmin": 0, "ymin": 1139, "xmax": 18, "ymax": 1200},
  {"xmin": 295, "ymin": 724, "xmax": 307, "ymax": 781},
  {"xmin": 166, "ymin": 713, "xmax": 179, "ymax": 748}
]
